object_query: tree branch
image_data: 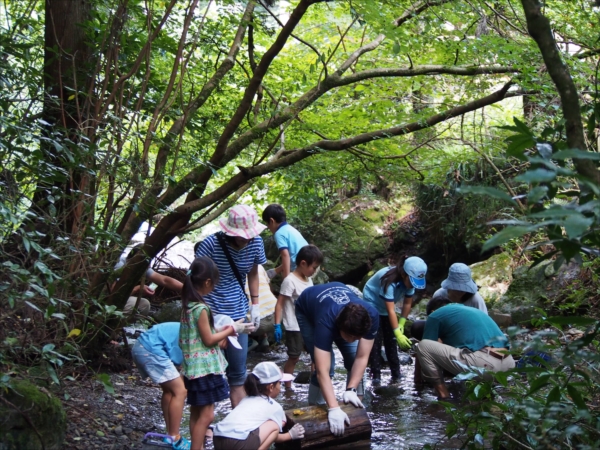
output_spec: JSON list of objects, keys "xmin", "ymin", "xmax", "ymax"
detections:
[
  {"xmin": 116, "ymin": 1, "xmax": 256, "ymax": 245},
  {"xmin": 212, "ymin": 0, "xmax": 313, "ymax": 161},
  {"xmin": 177, "ymin": 83, "xmax": 517, "ymax": 214},
  {"xmin": 520, "ymin": 0, "xmax": 600, "ymax": 183}
]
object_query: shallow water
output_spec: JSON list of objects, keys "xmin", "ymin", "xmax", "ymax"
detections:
[{"xmin": 175, "ymin": 345, "xmax": 464, "ymax": 449}]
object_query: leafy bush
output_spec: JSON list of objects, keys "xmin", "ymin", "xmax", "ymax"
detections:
[{"xmin": 440, "ymin": 316, "xmax": 600, "ymax": 449}]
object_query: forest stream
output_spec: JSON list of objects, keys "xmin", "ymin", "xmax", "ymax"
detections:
[{"xmin": 61, "ymin": 343, "xmax": 465, "ymax": 450}]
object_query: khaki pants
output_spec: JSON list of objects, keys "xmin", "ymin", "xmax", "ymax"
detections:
[
  {"xmin": 123, "ymin": 296, "xmax": 151, "ymax": 316},
  {"xmin": 415, "ymin": 339, "xmax": 515, "ymax": 385}
]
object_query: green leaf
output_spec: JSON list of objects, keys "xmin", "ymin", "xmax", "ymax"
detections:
[
  {"xmin": 96, "ymin": 373, "xmax": 115, "ymax": 395},
  {"xmin": 515, "ymin": 169, "xmax": 556, "ymax": 184},
  {"xmin": 458, "ymin": 186, "xmax": 516, "ymax": 205},
  {"xmin": 546, "ymin": 316, "xmax": 597, "ymax": 327},
  {"xmin": 552, "ymin": 149, "xmax": 600, "ymax": 160},
  {"xmin": 25, "ymin": 301, "xmax": 43, "ymax": 313},
  {"xmin": 563, "ymin": 215, "xmax": 594, "ymax": 239},
  {"xmin": 527, "ymin": 374, "xmax": 550, "ymax": 395},
  {"xmin": 483, "ymin": 226, "xmax": 532, "ymax": 251},
  {"xmin": 506, "ymin": 134, "xmax": 535, "ymax": 160},
  {"xmin": 546, "ymin": 386, "xmax": 561, "ymax": 405},
  {"xmin": 527, "ymin": 186, "xmax": 548, "ymax": 203},
  {"xmin": 566, "ymin": 384, "xmax": 587, "ymax": 410},
  {"xmin": 46, "ymin": 364, "xmax": 60, "ymax": 385},
  {"xmin": 42, "ymin": 343, "xmax": 55, "ymax": 352}
]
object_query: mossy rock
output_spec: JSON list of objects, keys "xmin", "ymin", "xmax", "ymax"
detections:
[
  {"xmin": 357, "ymin": 260, "xmax": 388, "ymax": 290},
  {"xmin": 494, "ymin": 260, "xmax": 580, "ymax": 324},
  {"xmin": 0, "ymin": 380, "xmax": 66, "ymax": 450},
  {"xmin": 470, "ymin": 253, "xmax": 513, "ymax": 305},
  {"xmin": 305, "ymin": 196, "xmax": 392, "ymax": 280},
  {"xmin": 153, "ymin": 300, "xmax": 182, "ymax": 323}
]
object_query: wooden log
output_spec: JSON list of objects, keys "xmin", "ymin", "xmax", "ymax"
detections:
[{"xmin": 275, "ymin": 404, "xmax": 371, "ymax": 449}]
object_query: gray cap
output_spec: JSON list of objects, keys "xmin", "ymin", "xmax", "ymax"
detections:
[{"xmin": 440, "ymin": 263, "xmax": 478, "ymax": 294}]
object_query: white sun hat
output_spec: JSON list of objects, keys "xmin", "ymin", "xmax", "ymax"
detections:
[{"xmin": 251, "ymin": 362, "xmax": 295, "ymax": 384}]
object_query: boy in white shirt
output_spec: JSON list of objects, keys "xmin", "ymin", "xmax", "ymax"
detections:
[{"xmin": 274, "ymin": 245, "xmax": 323, "ymax": 388}]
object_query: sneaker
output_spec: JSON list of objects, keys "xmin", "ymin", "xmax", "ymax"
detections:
[{"xmin": 173, "ymin": 437, "xmax": 191, "ymax": 450}]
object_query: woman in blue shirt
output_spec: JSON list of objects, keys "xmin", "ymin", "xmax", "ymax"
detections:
[{"xmin": 362, "ymin": 256, "xmax": 427, "ymax": 384}]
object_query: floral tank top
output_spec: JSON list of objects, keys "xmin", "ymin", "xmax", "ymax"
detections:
[{"xmin": 179, "ymin": 302, "xmax": 228, "ymax": 379}]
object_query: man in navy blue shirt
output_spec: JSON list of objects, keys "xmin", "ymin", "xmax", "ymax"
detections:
[{"xmin": 295, "ymin": 282, "xmax": 379, "ymax": 437}]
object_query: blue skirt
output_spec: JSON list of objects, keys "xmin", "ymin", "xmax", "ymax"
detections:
[{"xmin": 184, "ymin": 374, "xmax": 230, "ymax": 406}]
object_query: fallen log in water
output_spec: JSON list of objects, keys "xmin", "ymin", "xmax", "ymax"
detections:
[{"xmin": 276, "ymin": 404, "xmax": 371, "ymax": 449}]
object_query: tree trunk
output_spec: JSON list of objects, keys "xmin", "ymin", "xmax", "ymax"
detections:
[
  {"xmin": 276, "ymin": 404, "xmax": 371, "ymax": 449},
  {"xmin": 32, "ymin": 0, "xmax": 93, "ymax": 236}
]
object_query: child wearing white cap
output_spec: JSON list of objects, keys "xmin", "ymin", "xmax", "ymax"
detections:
[
  {"xmin": 213, "ymin": 362, "xmax": 305, "ymax": 450},
  {"xmin": 362, "ymin": 255, "xmax": 428, "ymax": 385}
]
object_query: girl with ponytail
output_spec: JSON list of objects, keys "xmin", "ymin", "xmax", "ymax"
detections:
[{"xmin": 179, "ymin": 257, "xmax": 253, "ymax": 450}]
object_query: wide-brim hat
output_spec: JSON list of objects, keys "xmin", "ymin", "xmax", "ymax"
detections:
[
  {"xmin": 252, "ymin": 361, "xmax": 294, "ymax": 384},
  {"xmin": 219, "ymin": 205, "xmax": 267, "ymax": 240},
  {"xmin": 441, "ymin": 263, "xmax": 478, "ymax": 294}
]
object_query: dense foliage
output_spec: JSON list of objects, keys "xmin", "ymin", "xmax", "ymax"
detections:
[{"xmin": 1, "ymin": 0, "xmax": 600, "ymax": 411}]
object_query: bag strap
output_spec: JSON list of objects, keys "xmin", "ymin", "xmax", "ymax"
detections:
[{"xmin": 215, "ymin": 232, "xmax": 248, "ymax": 298}]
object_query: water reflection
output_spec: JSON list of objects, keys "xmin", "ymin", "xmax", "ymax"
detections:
[{"xmin": 177, "ymin": 345, "xmax": 464, "ymax": 449}]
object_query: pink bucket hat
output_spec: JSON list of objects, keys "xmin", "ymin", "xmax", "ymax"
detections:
[{"xmin": 219, "ymin": 205, "xmax": 267, "ymax": 239}]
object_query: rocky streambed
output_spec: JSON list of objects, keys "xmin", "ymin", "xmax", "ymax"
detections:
[{"xmin": 58, "ymin": 344, "xmax": 464, "ymax": 450}]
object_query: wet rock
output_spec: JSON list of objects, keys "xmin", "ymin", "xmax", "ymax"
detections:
[
  {"xmin": 153, "ymin": 300, "xmax": 182, "ymax": 323},
  {"xmin": 489, "ymin": 311, "xmax": 512, "ymax": 327},
  {"xmin": 0, "ymin": 380, "xmax": 66, "ymax": 450},
  {"xmin": 114, "ymin": 425, "xmax": 123, "ymax": 436}
]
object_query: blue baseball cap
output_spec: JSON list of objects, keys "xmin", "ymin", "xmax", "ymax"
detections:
[{"xmin": 404, "ymin": 256, "xmax": 427, "ymax": 289}]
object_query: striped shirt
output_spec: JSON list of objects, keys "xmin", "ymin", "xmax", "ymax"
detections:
[{"xmin": 195, "ymin": 233, "xmax": 267, "ymax": 320}]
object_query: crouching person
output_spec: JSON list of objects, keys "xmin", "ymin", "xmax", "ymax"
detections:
[
  {"xmin": 213, "ymin": 362, "xmax": 305, "ymax": 450},
  {"xmin": 414, "ymin": 303, "xmax": 515, "ymax": 399}
]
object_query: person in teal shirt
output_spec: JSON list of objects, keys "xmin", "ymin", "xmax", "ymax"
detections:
[
  {"xmin": 415, "ymin": 304, "xmax": 515, "ymax": 399},
  {"xmin": 362, "ymin": 256, "xmax": 427, "ymax": 384}
]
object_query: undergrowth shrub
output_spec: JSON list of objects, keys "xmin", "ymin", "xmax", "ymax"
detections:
[{"xmin": 433, "ymin": 316, "xmax": 600, "ymax": 449}]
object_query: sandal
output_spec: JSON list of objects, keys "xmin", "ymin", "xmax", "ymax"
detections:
[{"xmin": 172, "ymin": 436, "xmax": 191, "ymax": 450}]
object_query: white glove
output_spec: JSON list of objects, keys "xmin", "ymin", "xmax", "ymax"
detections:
[
  {"xmin": 250, "ymin": 304, "xmax": 261, "ymax": 329},
  {"xmin": 288, "ymin": 423, "xmax": 305, "ymax": 440},
  {"xmin": 266, "ymin": 268, "xmax": 277, "ymax": 280},
  {"xmin": 327, "ymin": 407, "xmax": 350, "ymax": 436},
  {"xmin": 342, "ymin": 389, "xmax": 364, "ymax": 408},
  {"xmin": 233, "ymin": 319, "xmax": 255, "ymax": 334}
]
